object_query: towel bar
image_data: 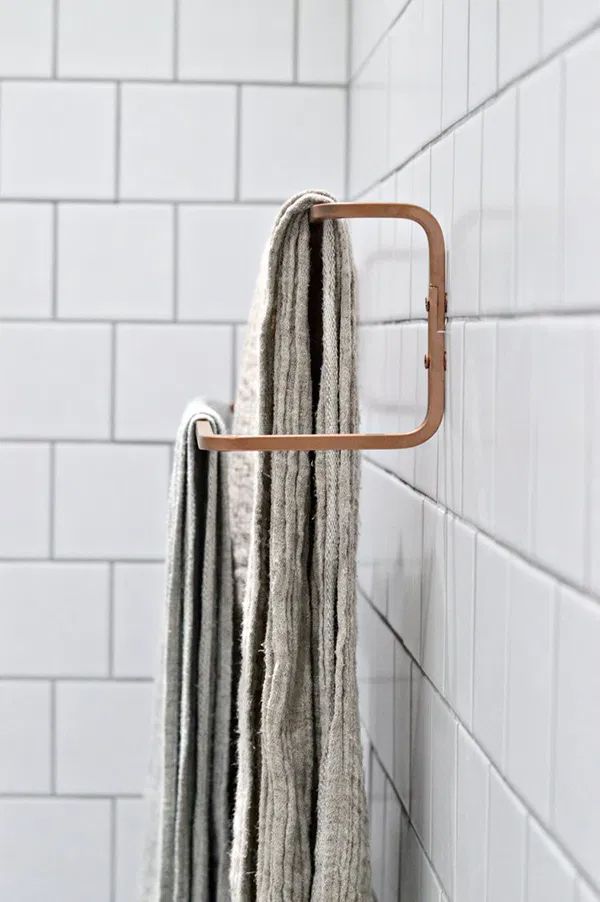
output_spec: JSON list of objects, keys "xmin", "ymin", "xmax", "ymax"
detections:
[{"xmin": 196, "ymin": 201, "xmax": 446, "ymax": 453}]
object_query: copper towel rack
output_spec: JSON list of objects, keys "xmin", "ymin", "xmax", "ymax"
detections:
[{"xmin": 196, "ymin": 201, "xmax": 446, "ymax": 453}]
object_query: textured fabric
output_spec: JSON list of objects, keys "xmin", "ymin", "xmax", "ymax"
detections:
[
  {"xmin": 229, "ymin": 191, "xmax": 371, "ymax": 901},
  {"xmin": 141, "ymin": 400, "xmax": 234, "ymax": 902}
]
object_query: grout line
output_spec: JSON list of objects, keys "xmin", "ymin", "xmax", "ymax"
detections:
[
  {"xmin": 110, "ymin": 798, "xmax": 117, "ymax": 902},
  {"xmin": 548, "ymin": 583, "xmax": 560, "ymax": 828},
  {"xmin": 52, "ymin": 0, "xmax": 59, "ymax": 78},
  {"xmin": 108, "ymin": 563, "xmax": 115, "ymax": 678},
  {"xmin": 0, "ymin": 792, "xmax": 144, "ymax": 800},
  {"xmin": 292, "ymin": 0, "xmax": 300, "ymax": 82},
  {"xmin": 359, "ymin": 589, "xmax": 600, "ymax": 897},
  {"xmin": 484, "ymin": 756, "xmax": 491, "ymax": 902},
  {"xmin": 172, "ymin": 0, "xmax": 180, "ymax": 80},
  {"xmin": 51, "ymin": 204, "xmax": 59, "ymax": 318},
  {"xmin": 0, "ymin": 75, "xmax": 347, "ymax": 88},
  {"xmin": 0, "ymin": 675, "xmax": 154, "ymax": 683},
  {"xmin": 0, "ymin": 557, "xmax": 165, "ymax": 565},
  {"xmin": 0, "ymin": 315, "xmax": 248, "ymax": 325},
  {"xmin": 349, "ymin": 0, "xmax": 412, "ymax": 83},
  {"xmin": 114, "ymin": 83, "xmax": 121, "ymax": 200},
  {"xmin": 0, "ymin": 196, "xmax": 289, "ymax": 207},
  {"xmin": 110, "ymin": 325, "xmax": 117, "ymax": 440},
  {"xmin": 48, "ymin": 443, "xmax": 55, "ymax": 558}
]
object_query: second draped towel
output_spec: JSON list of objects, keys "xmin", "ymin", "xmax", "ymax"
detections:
[{"xmin": 229, "ymin": 191, "xmax": 371, "ymax": 901}]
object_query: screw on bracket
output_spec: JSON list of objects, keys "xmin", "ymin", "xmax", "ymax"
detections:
[
  {"xmin": 425, "ymin": 298, "xmax": 430, "ymax": 312},
  {"xmin": 424, "ymin": 354, "xmax": 431, "ymax": 369}
]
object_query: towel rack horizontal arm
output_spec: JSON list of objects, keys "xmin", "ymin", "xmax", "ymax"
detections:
[{"xmin": 196, "ymin": 201, "xmax": 446, "ymax": 453}]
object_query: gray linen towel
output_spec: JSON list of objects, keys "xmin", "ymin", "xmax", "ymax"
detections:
[
  {"xmin": 229, "ymin": 191, "xmax": 372, "ymax": 901},
  {"xmin": 142, "ymin": 400, "xmax": 235, "ymax": 902}
]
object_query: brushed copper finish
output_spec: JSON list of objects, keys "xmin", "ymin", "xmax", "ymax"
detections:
[{"xmin": 196, "ymin": 202, "xmax": 446, "ymax": 453}]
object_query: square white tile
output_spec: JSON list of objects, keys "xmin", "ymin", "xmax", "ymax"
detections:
[
  {"xmin": 0, "ymin": 82, "xmax": 116, "ymax": 199},
  {"xmin": 120, "ymin": 84, "xmax": 236, "ymax": 201},
  {"xmin": 115, "ymin": 324, "xmax": 232, "ymax": 440},
  {"xmin": 56, "ymin": 681, "xmax": 153, "ymax": 794},
  {"xmin": 54, "ymin": 444, "xmax": 169, "ymax": 559},
  {"xmin": 58, "ymin": 204, "xmax": 174, "ymax": 320},
  {"xmin": 0, "ymin": 324, "xmax": 111, "ymax": 439},
  {"xmin": 0, "ymin": 563, "xmax": 109, "ymax": 676},
  {"xmin": 0, "ymin": 443, "xmax": 50, "ymax": 557},
  {"xmin": 0, "ymin": 799, "xmax": 111, "ymax": 902},
  {"xmin": 0, "ymin": 203, "xmax": 53, "ymax": 317},
  {"xmin": 240, "ymin": 86, "xmax": 346, "ymax": 200}
]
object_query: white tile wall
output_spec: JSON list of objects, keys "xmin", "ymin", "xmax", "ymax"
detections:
[
  {"xmin": 353, "ymin": 3, "xmax": 600, "ymax": 894},
  {"xmin": 0, "ymin": 4, "xmax": 351, "ymax": 899},
  {"xmin": 0, "ymin": 82, "xmax": 116, "ymax": 199}
]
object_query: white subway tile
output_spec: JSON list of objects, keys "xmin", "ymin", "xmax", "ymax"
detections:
[
  {"xmin": 533, "ymin": 320, "xmax": 586, "ymax": 584},
  {"xmin": 494, "ymin": 321, "xmax": 533, "ymax": 551},
  {"xmin": 349, "ymin": 40, "xmax": 390, "ymax": 194},
  {"xmin": 451, "ymin": 114, "xmax": 482, "ymax": 316},
  {"xmin": 498, "ymin": 0, "xmax": 540, "ymax": 85},
  {"xmin": 56, "ymin": 681, "xmax": 153, "ymax": 794},
  {"xmin": 456, "ymin": 726, "xmax": 489, "ymax": 902},
  {"xmin": 116, "ymin": 799, "xmax": 147, "ymax": 902},
  {"xmin": 554, "ymin": 587, "xmax": 600, "ymax": 886},
  {"xmin": 431, "ymin": 693, "xmax": 456, "ymax": 896},
  {"xmin": 113, "ymin": 563, "xmax": 164, "ymax": 678},
  {"xmin": 527, "ymin": 819, "xmax": 577, "ymax": 902},
  {"xmin": 437, "ymin": 321, "xmax": 464, "ymax": 513},
  {"xmin": 351, "ymin": 0, "xmax": 403, "ymax": 76},
  {"xmin": 0, "ymin": 83, "xmax": 115, "ymax": 199},
  {"xmin": 441, "ymin": 0, "xmax": 469, "ymax": 128},
  {"xmin": 410, "ymin": 151, "xmax": 432, "ymax": 320},
  {"xmin": 353, "ymin": 187, "xmax": 383, "ymax": 322},
  {"xmin": 394, "ymin": 640, "xmax": 411, "ymax": 807},
  {"xmin": 480, "ymin": 89, "xmax": 517, "ymax": 315},
  {"xmin": 0, "ymin": 798, "xmax": 111, "ymax": 902},
  {"xmin": 178, "ymin": 205, "xmax": 277, "ymax": 322},
  {"xmin": 487, "ymin": 771, "xmax": 527, "ymax": 902},
  {"xmin": 383, "ymin": 781, "xmax": 402, "ymax": 902},
  {"xmin": 517, "ymin": 60, "xmax": 563, "ymax": 312},
  {"xmin": 445, "ymin": 516, "xmax": 476, "ymax": 726},
  {"xmin": 411, "ymin": 668, "xmax": 433, "ymax": 852},
  {"xmin": 54, "ymin": 444, "xmax": 169, "ymax": 559},
  {"xmin": 298, "ymin": 0, "xmax": 348, "ymax": 83},
  {"xmin": 506, "ymin": 559, "xmax": 555, "ymax": 820},
  {"xmin": 430, "ymin": 133, "xmax": 454, "ymax": 278},
  {"xmin": 0, "ymin": 203, "xmax": 52, "ymax": 318},
  {"xmin": 390, "ymin": 322, "xmax": 419, "ymax": 484},
  {"xmin": 370, "ymin": 755, "xmax": 386, "ymax": 900},
  {"xmin": 387, "ymin": 480, "xmax": 423, "ymax": 661},
  {"xmin": 359, "ymin": 460, "xmax": 395, "ymax": 615},
  {"xmin": 542, "ymin": 0, "xmax": 600, "ymax": 54},
  {"xmin": 379, "ymin": 173, "xmax": 411, "ymax": 321},
  {"xmin": 240, "ymin": 86, "xmax": 346, "ymax": 200},
  {"xmin": 591, "ymin": 322, "xmax": 600, "ymax": 596},
  {"xmin": 401, "ymin": 816, "xmax": 443, "ymax": 901},
  {"xmin": 58, "ymin": 0, "xmax": 173, "ymax": 77},
  {"xmin": 0, "ymin": 681, "xmax": 50, "ymax": 792},
  {"xmin": 0, "ymin": 443, "xmax": 50, "ymax": 557},
  {"xmin": 468, "ymin": 0, "xmax": 498, "ymax": 108},
  {"xmin": 120, "ymin": 85, "xmax": 236, "ymax": 201},
  {"xmin": 365, "ymin": 606, "xmax": 395, "ymax": 776},
  {"xmin": 0, "ymin": 563, "xmax": 109, "ymax": 676},
  {"xmin": 473, "ymin": 536, "xmax": 509, "ymax": 766},
  {"xmin": 0, "ymin": 0, "xmax": 52, "ymax": 75},
  {"xmin": 58, "ymin": 204, "xmax": 173, "ymax": 320},
  {"xmin": 115, "ymin": 324, "xmax": 232, "ymax": 440},
  {"xmin": 178, "ymin": 0, "xmax": 294, "ymax": 80},
  {"xmin": 415, "ymin": 324, "xmax": 439, "ymax": 496},
  {"xmin": 564, "ymin": 32, "xmax": 600, "ymax": 310},
  {"xmin": 421, "ymin": 502, "xmax": 446, "ymax": 691},
  {"xmin": 463, "ymin": 322, "xmax": 496, "ymax": 530},
  {"xmin": 0, "ymin": 324, "xmax": 111, "ymax": 439}
]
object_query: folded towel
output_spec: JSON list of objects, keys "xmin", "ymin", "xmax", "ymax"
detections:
[
  {"xmin": 141, "ymin": 400, "xmax": 235, "ymax": 902},
  {"xmin": 229, "ymin": 191, "xmax": 372, "ymax": 901}
]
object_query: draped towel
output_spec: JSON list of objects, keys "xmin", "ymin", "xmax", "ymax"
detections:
[
  {"xmin": 142, "ymin": 400, "xmax": 235, "ymax": 902},
  {"xmin": 229, "ymin": 191, "xmax": 372, "ymax": 901}
]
